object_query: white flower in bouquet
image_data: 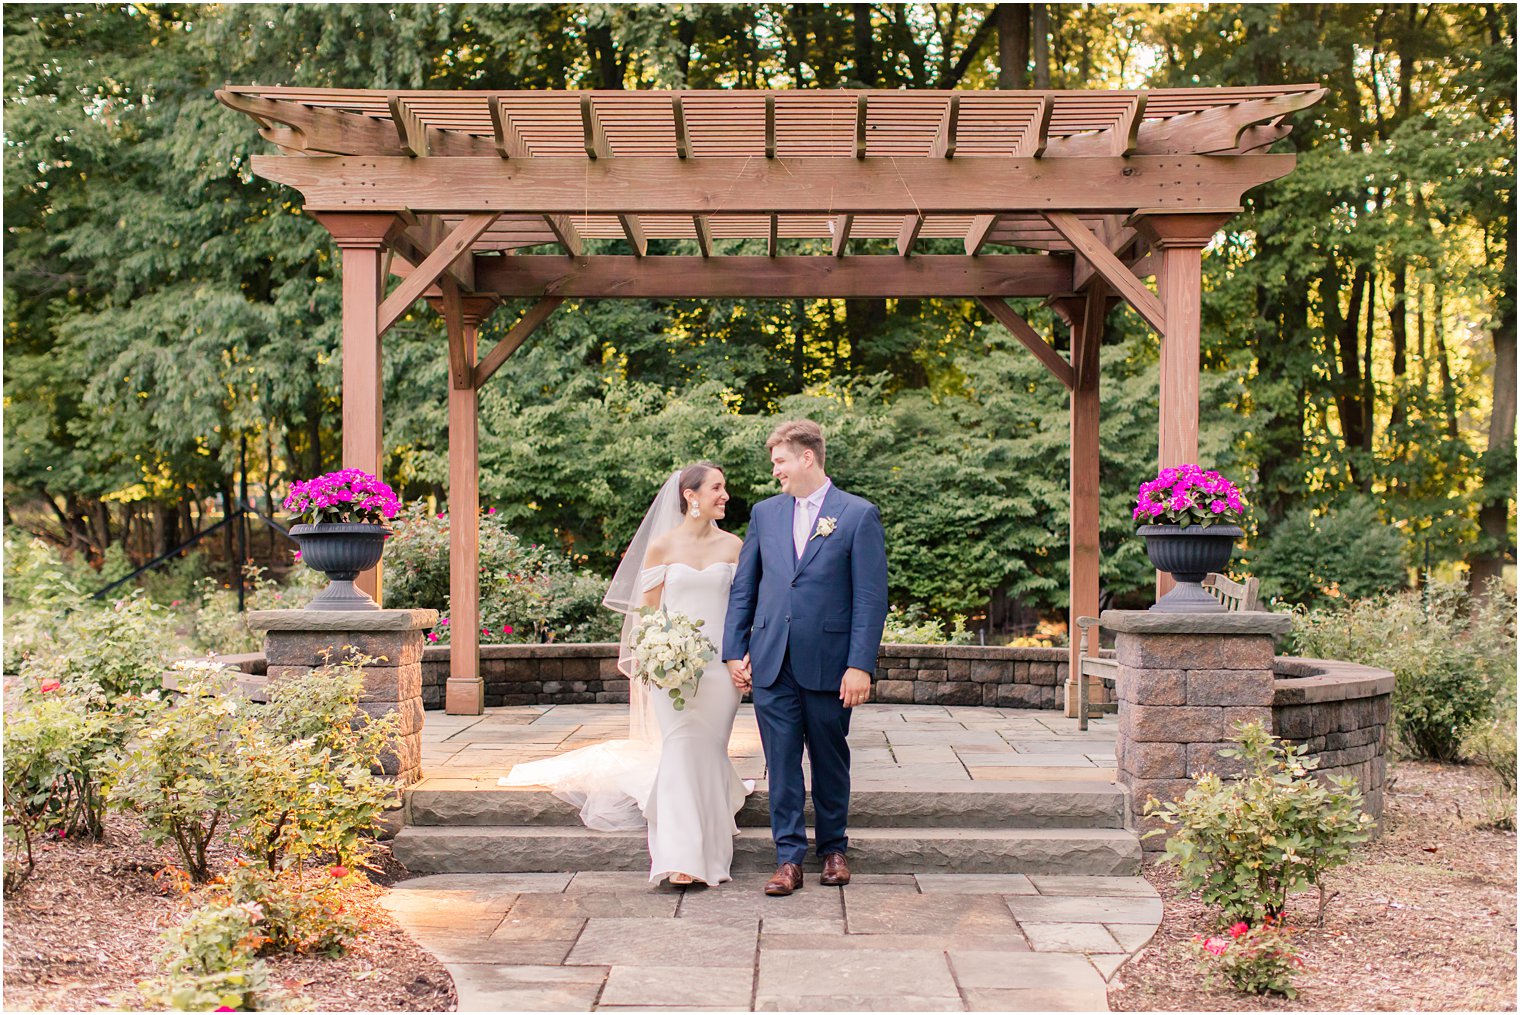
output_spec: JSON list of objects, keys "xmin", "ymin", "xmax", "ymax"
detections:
[{"xmin": 632, "ymin": 606, "xmax": 715, "ymax": 711}]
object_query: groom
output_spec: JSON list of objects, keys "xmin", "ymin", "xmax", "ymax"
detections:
[{"xmin": 723, "ymin": 419, "xmax": 889, "ymax": 896}]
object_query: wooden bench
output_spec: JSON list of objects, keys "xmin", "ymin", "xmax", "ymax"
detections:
[{"xmin": 1074, "ymin": 572, "xmax": 1260, "ymax": 730}]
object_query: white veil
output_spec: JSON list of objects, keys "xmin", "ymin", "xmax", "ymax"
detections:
[{"xmin": 498, "ymin": 471, "xmax": 684, "ymax": 830}]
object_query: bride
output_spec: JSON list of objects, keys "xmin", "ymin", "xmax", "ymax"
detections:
[{"xmin": 502, "ymin": 463, "xmax": 752, "ymax": 886}]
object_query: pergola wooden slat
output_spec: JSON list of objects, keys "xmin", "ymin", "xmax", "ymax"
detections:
[{"xmin": 223, "ymin": 84, "xmax": 1323, "ymax": 717}]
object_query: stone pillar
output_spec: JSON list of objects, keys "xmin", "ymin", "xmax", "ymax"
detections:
[
  {"xmin": 248, "ymin": 609, "xmax": 438, "ymax": 786},
  {"xmin": 1101, "ymin": 609, "xmax": 1292, "ymax": 851}
]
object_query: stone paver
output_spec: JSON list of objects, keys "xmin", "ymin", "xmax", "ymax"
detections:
[
  {"xmin": 421, "ymin": 703, "xmax": 1116, "ymax": 786},
  {"xmin": 388, "ymin": 867, "xmax": 1161, "ymax": 1011},
  {"xmin": 387, "ymin": 704, "xmax": 1151, "ymax": 1011}
]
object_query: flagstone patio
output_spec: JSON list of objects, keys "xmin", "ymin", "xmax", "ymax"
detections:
[
  {"xmin": 383, "ymin": 870, "xmax": 1159, "ymax": 1012},
  {"xmin": 417, "ymin": 703, "xmax": 1119, "ymax": 786},
  {"xmin": 387, "ymin": 705, "xmax": 1151, "ymax": 1010}
]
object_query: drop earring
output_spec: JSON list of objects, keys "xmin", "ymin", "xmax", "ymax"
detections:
[{"xmin": 689, "ymin": 502, "xmax": 700, "ymax": 518}]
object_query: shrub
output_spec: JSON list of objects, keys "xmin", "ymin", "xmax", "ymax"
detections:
[
  {"xmin": 216, "ymin": 863, "xmax": 364, "ymax": 957},
  {"xmin": 138, "ymin": 902, "xmax": 287, "ymax": 1012},
  {"xmin": 1192, "ymin": 917, "xmax": 1302, "ymax": 997},
  {"xmin": 882, "ymin": 605, "xmax": 973, "ymax": 645},
  {"xmin": 2, "ymin": 683, "xmax": 123, "ymax": 892},
  {"xmin": 1290, "ymin": 578, "xmax": 1517, "ymax": 761},
  {"xmin": 109, "ymin": 674, "xmax": 242, "ymax": 881},
  {"xmin": 1461, "ymin": 699, "xmax": 1517, "ymax": 830},
  {"xmin": 231, "ymin": 660, "xmax": 399, "ymax": 873},
  {"xmin": 2, "ymin": 681, "xmax": 120, "ymax": 858},
  {"xmin": 1250, "ymin": 497, "xmax": 1408, "ymax": 608},
  {"xmin": 1144, "ymin": 721, "xmax": 1374, "ymax": 924},
  {"xmin": 384, "ymin": 502, "xmax": 621, "ymax": 643}
]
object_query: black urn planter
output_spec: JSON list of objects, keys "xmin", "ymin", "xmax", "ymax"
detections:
[
  {"xmin": 1138, "ymin": 523, "xmax": 1243, "ymax": 613},
  {"xmin": 289, "ymin": 523, "xmax": 392, "ymax": 611}
]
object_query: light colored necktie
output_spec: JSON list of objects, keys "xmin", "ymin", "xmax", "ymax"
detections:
[{"xmin": 793, "ymin": 498, "xmax": 811, "ymax": 559}]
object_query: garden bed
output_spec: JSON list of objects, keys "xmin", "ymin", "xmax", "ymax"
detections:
[
  {"xmin": 1110, "ymin": 760, "xmax": 1517, "ymax": 1011},
  {"xmin": 0, "ymin": 814, "xmax": 454, "ymax": 1012}
]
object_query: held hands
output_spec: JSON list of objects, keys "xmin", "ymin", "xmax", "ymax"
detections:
[
  {"xmin": 727, "ymin": 654, "xmax": 753, "ymax": 692},
  {"xmin": 840, "ymin": 667, "xmax": 871, "ymax": 708}
]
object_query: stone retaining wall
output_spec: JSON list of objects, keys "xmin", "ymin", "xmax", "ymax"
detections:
[
  {"xmin": 1272, "ymin": 655, "xmax": 1394, "ymax": 822},
  {"xmin": 407, "ymin": 642, "xmax": 1086, "ymax": 710}
]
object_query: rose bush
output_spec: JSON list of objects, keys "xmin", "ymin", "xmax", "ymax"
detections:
[
  {"xmin": 1192, "ymin": 916, "xmax": 1303, "ymax": 997},
  {"xmin": 1144, "ymin": 720, "xmax": 1374, "ymax": 924}
]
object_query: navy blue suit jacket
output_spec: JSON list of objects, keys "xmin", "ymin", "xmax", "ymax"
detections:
[{"xmin": 722, "ymin": 484, "xmax": 889, "ymax": 692}]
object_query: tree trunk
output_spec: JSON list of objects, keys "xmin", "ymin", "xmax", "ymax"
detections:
[
  {"xmin": 1333, "ymin": 261, "xmax": 1370, "ymax": 488},
  {"xmin": 587, "ymin": 18, "xmax": 624, "ymax": 90},
  {"xmin": 1389, "ymin": 255, "xmax": 1408, "ymax": 429},
  {"xmin": 1433, "ymin": 286, "xmax": 1458, "ymax": 438},
  {"xmin": 1031, "ymin": 4, "xmax": 1050, "ymax": 87},
  {"xmin": 792, "ymin": 298, "xmax": 807, "ymax": 393},
  {"xmin": 851, "ymin": 4, "xmax": 876, "ymax": 86},
  {"xmin": 1470, "ymin": 270, "xmax": 1517, "ymax": 589},
  {"xmin": 997, "ymin": 4, "xmax": 1031, "ymax": 88}
]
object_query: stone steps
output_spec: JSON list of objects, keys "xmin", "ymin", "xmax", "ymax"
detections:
[
  {"xmin": 405, "ymin": 780, "xmax": 1126, "ymax": 830},
  {"xmin": 389, "ymin": 824, "xmax": 1143, "ymax": 877}
]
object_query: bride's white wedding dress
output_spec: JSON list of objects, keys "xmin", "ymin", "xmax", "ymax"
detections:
[{"xmin": 502, "ymin": 560, "xmax": 750, "ymax": 885}]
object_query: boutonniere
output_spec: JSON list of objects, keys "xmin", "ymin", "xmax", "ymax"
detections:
[{"xmin": 811, "ymin": 516, "xmax": 838, "ymax": 540}]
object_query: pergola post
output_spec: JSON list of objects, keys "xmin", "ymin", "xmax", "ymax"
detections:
[
  {"xmin": 440, "ymin": 289, "xmax": 499, "ymax": 715},
  {"xmin": 315, "ymin": 213, "xmax": 404, "ymax": 605},
  {"xmin": 1133, "ymin": 211, "xmax": 1238, "ymax": 600},
  {"xmin": 1054, "ymin": 290, "xmax": 1107, "ymax": 716}
]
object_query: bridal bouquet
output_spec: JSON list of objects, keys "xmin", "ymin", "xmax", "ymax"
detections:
[{"xmin": 631, "ymin": 607, "xmax": 714, "ymax": 711}]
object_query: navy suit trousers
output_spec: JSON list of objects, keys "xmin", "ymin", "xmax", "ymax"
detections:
[{"xmin": 751, "ymin": 649, "xmax": 852, "ymax": 865}]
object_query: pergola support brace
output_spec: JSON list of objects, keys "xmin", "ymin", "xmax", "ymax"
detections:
[
  {"xmin": 474, "ymin": 297, "xmax": 565, "ymax": 389},
  {"xmin": 378, "ymin": 213, "xmax": 499, "ymax": 335},
  {"xmin": 977, "ymin": 297, "xmax": 1075, "ymax": 390}
]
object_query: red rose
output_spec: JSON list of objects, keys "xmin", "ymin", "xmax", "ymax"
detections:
[
  {"xmin": 40, "ymin": 679, "xmax": 61, "ymax": 693},
  {"xmin": 502, "ymin": 625, "xmax": 514, "ymax": 635},
  {"xmin": 329, "ymin": 865, "xmax": 349, "ymax": 879},
  {"xmin": 1228, "ymin": 921, "xmax": 1249, "ymax": 939}
]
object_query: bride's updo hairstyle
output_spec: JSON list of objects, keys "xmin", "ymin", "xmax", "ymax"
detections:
[{"xmin": 677, "ymin": 461, "xmax": 724, "ymax": 516}]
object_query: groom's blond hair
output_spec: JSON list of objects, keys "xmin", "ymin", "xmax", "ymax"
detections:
[{"xmin": 766, "ymin": 419, "xmax": 826, "ymax": 467}]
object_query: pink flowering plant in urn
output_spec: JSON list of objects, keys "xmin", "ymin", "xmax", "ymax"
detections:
[
  {"xmin": 283, "ymin": 469, "xmax": 400, "ymax": 525},
  {"xmin": 1133, "ymin": 464, "xmax": 1245, "ymax": 528},
  {"xmin": 1134, "ymin": 464, "xmax": 1247, "ymax": 612},
  {"xmin": 283, "ymin": 470, "xmax": 400, "ymax": 611}
]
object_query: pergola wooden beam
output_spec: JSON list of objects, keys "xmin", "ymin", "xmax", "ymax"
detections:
[
  {"xmin": 1137, "ymin": 89, "xmax": 1326, "ymax": 155},
  {"xmin": 831, "ymin": 215, "xmax": 854, "ymax": 257},
  {"xmin": 542, "ymin": 214, "xmax": 584, "ymax": 257},
  {"xmin": 929, "ymin": 95, "xmax": 959, "ymax": 158},
  {"xmin": 473, "ymin": 297, "xmax": 564, "ymax": 388},
  {"xmin": 389, "ymin": 215, "xmax": 474, "ymax": 293},
  {"xmin": 965, "ymin": 215, "xmax": 999, "ymax": 256},
  {"xmin": 215, "ymin": 89, "xmax": 500, "ymax": 157},
  {"xmin": 388, "ymin": 96, "xmax": 429, "ymax": 157},
  {"xmin": 1043, "ymin": 211, "xmax": 1167, "ymax": 333},
  {"xmin": 378, "ymin": 212, "xmax": 500, "ymax": 335},
  {"xmin": 473, "ymin": 254, "xmax": 1073, "ymax": 299},
  {"xmin": 251, "ymin": 153, "xmax": 1300, "ymax": 215},
  {"xmin": 977, "ymin": 297, "xmax": 1076, "ymax": 390},
  {"xmin": 488, "ymin": 97, "xmax": 531, "ymax": 158},
  {"xmin": 896, "ymin": 215, "xmax": 925, "ymax": 257},
  {"xmin": 580, "ymin": 96, "xmax": 647, "ymax": 256},
  {"xmin": 1072, "ymin": 223, "xmax": 1141, "ymax": 291}
]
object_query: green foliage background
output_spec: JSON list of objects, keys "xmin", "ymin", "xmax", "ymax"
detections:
[{"xmin": 4, "ymin": 4, "xmax": 1515, "ymax": 624}]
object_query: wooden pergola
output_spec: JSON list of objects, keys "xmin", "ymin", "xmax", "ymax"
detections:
[{"xmin": 220, "ymin": 84, "xmax": 1324, "ymax": 716}]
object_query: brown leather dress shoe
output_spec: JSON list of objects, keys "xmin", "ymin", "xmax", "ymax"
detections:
[
  {"xmin": 820, "ymin": 851, "xmax": 851, "ymax": 886},
  {"xmin": 764, "ymin": 862, "xmax": 804, "ymax": 896}
]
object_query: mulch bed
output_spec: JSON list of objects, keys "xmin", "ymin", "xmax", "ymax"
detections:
[
  {"xmin": 1110, "ymin": 760, "xmax": 1518, "ymax": 1011},
  {"xmin": 1, "ymin": 813, "xmax": 455, "ymax": 1012}
]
